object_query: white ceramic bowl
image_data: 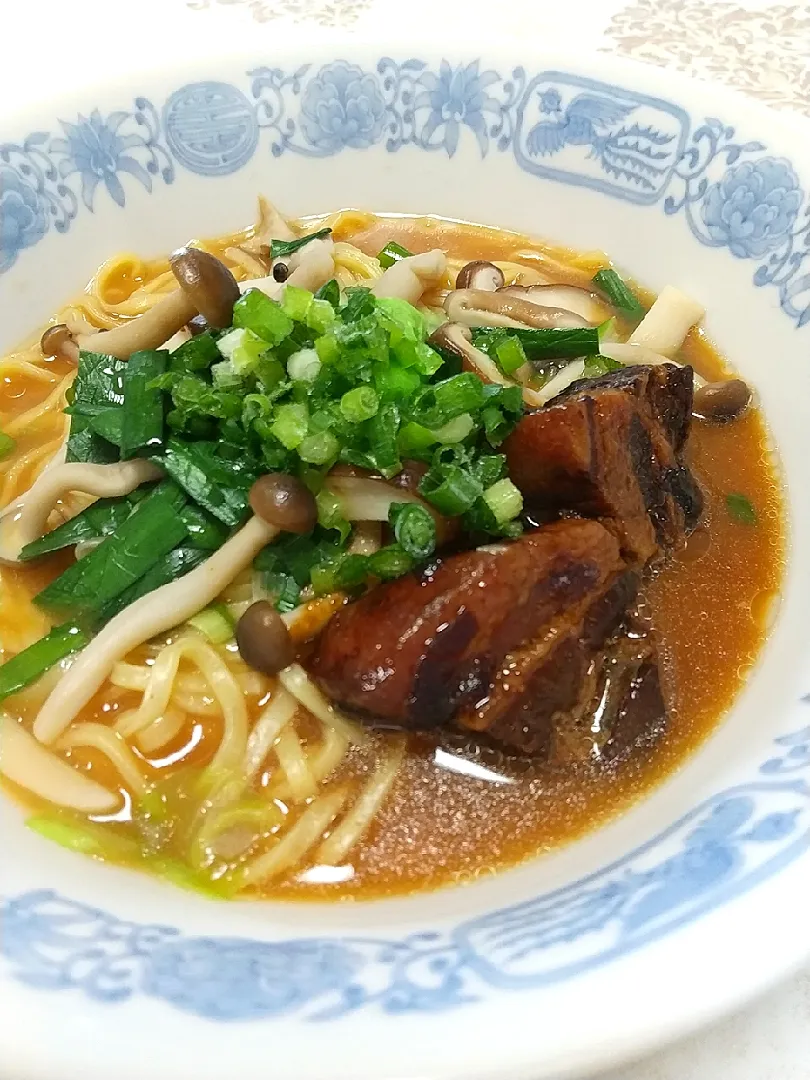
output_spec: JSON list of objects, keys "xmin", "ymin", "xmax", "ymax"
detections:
[{"xmin": 1, "ymin": 37, "xmax": 809, "ymax": 1080}]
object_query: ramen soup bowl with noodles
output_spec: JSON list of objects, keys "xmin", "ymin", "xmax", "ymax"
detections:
[{"xmin": 0, "ymin": 38, "xmax": 809, "ymax": 1080}]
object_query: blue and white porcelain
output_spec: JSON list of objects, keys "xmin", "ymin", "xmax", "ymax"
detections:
[{"xmin": 1, "ymin": 36, "xmax": 809, "ymax": 1080}]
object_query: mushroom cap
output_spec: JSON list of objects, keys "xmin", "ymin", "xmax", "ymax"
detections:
[
  {"xmin": 40, "ymin": 324, "xmax": 79, "ymax": 363},
  {"xmin": 692, "ymin": 379, "xmax": 752, "ymax": 423},
  {"xmin": 455, "ymin": 261, "xmax": 505, "ymax": 292},
  {"xmin": 170, "ymin": 247, "xmax": 241, "ymax": 329}
]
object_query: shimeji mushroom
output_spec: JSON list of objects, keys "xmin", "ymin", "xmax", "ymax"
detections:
[{"xmin": 41, "ymin": 248, "xmax": 241, "ymax": 361}]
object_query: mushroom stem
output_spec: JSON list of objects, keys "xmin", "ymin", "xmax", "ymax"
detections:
[
  {"xmin": 428, "ymin": 323, "xmax": 546, "ymax": 408},
  {"xmin": 75, "ymin": 289, "xmax": 197, "ymax": 360},
  {"xmin": 445, "ymin": 288, "xmax": 590, "ymax": 330},
  {"xmin": 32, "ymin": 515, "xmax": 279, "ymax": 745},
  {"xmin": 0, "ymin": 458, "xmax": 163, "ymax": 564},
  {"xmin": 372, "ymin": 250, "xmax": 447, "ymax": 304}
]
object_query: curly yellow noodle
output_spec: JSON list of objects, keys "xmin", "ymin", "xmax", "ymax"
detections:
[{"xmin": 58, "ymin": 723, "xmax": 149, "ymax": 797}]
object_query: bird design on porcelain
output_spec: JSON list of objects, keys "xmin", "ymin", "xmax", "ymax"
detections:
[{"xmin": 525, "ymin": 89, "xmax": 635, "ymax": 157}]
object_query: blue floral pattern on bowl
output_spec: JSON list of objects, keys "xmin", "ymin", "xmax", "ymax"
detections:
[
  {"xmin": 2, "ymin": 58, "xmax": 809, "ymax": 325},
  {"xmin": 299, "ymin": 60, "xmax": 386, "ymax": 152},
  {"xmin": 701, "ymin": 158, "xmax": 803, "ymax": 259},
  {"xmin": 2, "ymin": 708, "xmax": 809, "ymax": 1022}
]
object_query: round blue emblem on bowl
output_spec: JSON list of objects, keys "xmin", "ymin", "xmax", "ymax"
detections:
[{"xmin": 163, "ymin": 82, "xmax": 259, "ymax": 177}]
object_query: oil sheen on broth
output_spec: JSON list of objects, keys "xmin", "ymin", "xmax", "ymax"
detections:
[{"xmin": 0, "ymin": 213, "xmax": 784, "ymax": 900}]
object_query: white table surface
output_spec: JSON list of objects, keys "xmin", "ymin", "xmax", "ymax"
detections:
[{"xmin": 2, "ymin": 0, "xmax": 809, "ymax": 1075}]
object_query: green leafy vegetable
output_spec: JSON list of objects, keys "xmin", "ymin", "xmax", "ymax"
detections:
[
  {"xmin": 0, "ymin": 623, "xmax": 90, "ymax": 701},
  {"xmin": 158, "ymin": 439, "xmax": 259, "ymax": 526},
  {"xmin": 593, "ymin": 267, "xmax": 646, "ymax": 322},
  {"xmin": 473, "ymin": 327, "xmax": 600, "ymax": 363},
  {"xmin": 35, "ymin": 481, "xmax": 189, "ymax": 618},
  {"xmin": 66, "ymin": 351, "xmax": 126, "ymax": 463},
  {"xmin": 97, "ymin": 547, "xmax": 207, "ymax": 623},
  {"xmin": 726, "ymin": 492, "xmax": 758, "ymax": 525},
  {"xmin": 19, "ymin": 496, "xmax": 137, "ymax": 561},
  {"xmin": 169, "ymin": 332, "xmax": 221, "ymax": 374},
  {"xmin": 180, "ymin": 505, "xmax": 229, "ymax": 550},
  {"xmin": 269, "ymin": 227, "xmax": 332, "ymax": 261},
  {"xmin": 87, "ymin": 407, "xmax": 124, "ymax": 446},
  {"xmin": 377, "ymin": 241, "xmax": 413, "ymax": 269},
  {"xmin": 120, "ymin": 349, "xmax": 167, "ymax": 459}
]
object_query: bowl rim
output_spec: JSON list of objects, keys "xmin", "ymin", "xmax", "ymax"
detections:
[{"xmin": 1, "ymin": 37, "xmax": 810, "ymax": 1080}]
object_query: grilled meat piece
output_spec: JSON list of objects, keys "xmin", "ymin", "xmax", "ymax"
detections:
[
  {"xmin": 311, "ymin": 521, "xmax": 638, "ymax": 754},
  {"xmin": 503, "ymin": 363, "xmax": 703, "ymax": 564}
]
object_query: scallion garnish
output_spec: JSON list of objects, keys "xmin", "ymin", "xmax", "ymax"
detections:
[
  {"xmin": 0, "ymin": 431, "xmax": 16, "ymax": 460},
  {"xmin": 377, "ymin": 241, "xmax": 413, "ymax": 269},
  {"xmin": 473, "ymin": 326, "xmax": 600, "ymax": 363},
  {"xmin": 592, "ymin": 267, "xmax": 646, "ymax": 322},
  {"xmin": 389, "ymin": 502, "xmax": 437, "ymax": 560},
  {"xmin": 269, "ymin": 227, "xmax": 332, "ymax": 261},
  {"xmin": 726, "ymin": 492, "xmax": 757, "ymax": 525},
  {"xmin": 0, "ymin": 623, "xmax": 90, "ymax": 702}
]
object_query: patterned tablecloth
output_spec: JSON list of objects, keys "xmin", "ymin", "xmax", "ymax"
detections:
[{"xmin": 1, "ymin": 0, "xmax": 809, "ymax": 1077}]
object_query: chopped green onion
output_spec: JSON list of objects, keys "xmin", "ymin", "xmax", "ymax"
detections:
[
  {"xmin": 298, "ymin": 431, "xmax": 339, "ymax": 465},
  {"xmin": 375, "ymin": 296, "xmax": 426, "ymax": 342},
  {"xmin": 374, "ymin": 363, "xmax": 422, "ymax": 403},
  {"xmin": 388, "ymin": 502, "xmax": 436, "ymax": 559},
  {"xmin": 483, "ymin": 478, "xmax": 524, "ymax": 524},
  {"xmin": 287, "ymin": 348, "xmax": 321, "ymax": 383},
  {"xmin": 281, "ymin": 285, "xmax": 314, "ymax": 323},
  {"xmin": 377, "ymin": 241, "xmax": 413, "ymax": 269},
  {"xmin": 495, "ymin": 335, "xmax": 527, "ymax": 376},
  {"xmin": 271, "ymin": 403, "xmax": 309, "ymax": 450},
  {"xmin": 593, "ymin": 267, "xmax": 646, "ymax": 322},
  {"xmin": 430, "ymin": 413, "xmax": 474, "ymax": 444},
  {"xmin": 187, "ymin": 604, "xmax": 234, "ymax": 645},
  {"xmin": 411, "ymin": 373, "xmax": 486, "ymax": 429},
  {"xmin": 726, "ymin": 492, "xmax": 757, "ymax": 525},
  {"xmin": 368, "ymin": 543, "xmax": 415, "ymax": 580},
  {"xmin": 0, "ymin": 623, "xmax": 90, "ymax": 701},
  {"xmin": 419, "ymin": 463, "xmax": 483, "ymax": 516},
  {"xmin": 216, "ymin": 327, "xmax": 269, "ymax": 374},
  {"xmin": 397, "ymin": 421, "xmax": 437, "ymax": 457},
  {"xmin": 269, "ymin": 227, "xmax": 332, "ymax": 261},
  {"xmin": 340, "ymin": 386, "xmax": 379, "ymax": 423},
  {"xmin": 0, "ymin": 432, "xmax": 16, "ymax": 460},
  {"xmin": 583, "ymin": 354, "xmax": 624, "ymax": 377},
  {"xmin": 306, "ymin": 298, "xmax": 337, "ymax": 334},
  {"xmin": 314, "ymin": 334, "xmax": 340, "ymax": 365},
  {"xmin": 120, "ymin": 349, "xmax": 167, "ymax": 459},
  {"xmin": 316, "ymin": 488, "xmax": 350, "ymax": 543},
  {"xmin": 232, "ymin": 289, "xmax": 294, "ymax": 345}
]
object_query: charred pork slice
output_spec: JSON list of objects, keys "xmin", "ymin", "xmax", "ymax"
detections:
[
  {"xmin": 503, "ymin": 363, "xmax": 703, "ymax": 565},
  {"xmin": 311, "ymin": 520, "xmax": 637, "ymax": 754}
]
